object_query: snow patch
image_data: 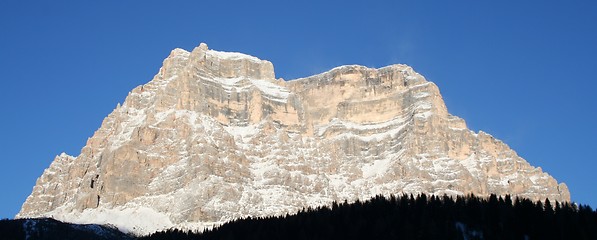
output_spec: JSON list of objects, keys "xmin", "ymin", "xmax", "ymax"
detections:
[
  {"xmin": 362, "ymin": 157, "xmax": 393, "ymax": 178},
  {"xmin": 207, "ymin": 49, "xmax": 262, "ymax": 62},
  {"xmin": 50, "ymin": 205, "xmax": 174, "ymax": 236},
  {"xmin": 110, "ymin": 107, "xmax": 147, "ymax": 150},
  {"xmin": 224, "ymin": 124, "xmax": 261, "ymax": 143},
  {"xmin": 250, "ymin": 79, "xmax": 290, "ymax": 103},
  {"xmin": 414, "ymin": 111, "xmax": 433, "ymax": 119},
  {"xmin": 316, "ymin": 116, "xmax": 409, "ymax": 138},
  {"xmin": 200, "ymin": 76, "xmax": 249, "ymax": 92},
  {"xmin": 413, "ymin": 92, "xmax": 430, "ymax": 98},
  {"xmin": 198, "ymin": 75, "xmax": 290, "ymax": 103},
  {"xmin": 330, "ymin": 120, "xmax": 408, "ymax": 142}
]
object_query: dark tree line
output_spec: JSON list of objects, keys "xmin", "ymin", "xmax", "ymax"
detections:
[
  {"xmin": 140, "ymin": 194, "xmax": 597, "ymax": 240},
  {"xmin": 0, "ymin": 218, "xmax": 134, "ymax": 240},
  {"xmin": 2, "ymin": 194, "xmax": 595, "ymax": 239}
]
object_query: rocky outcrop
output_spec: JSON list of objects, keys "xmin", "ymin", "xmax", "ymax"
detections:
[{"xmin": 17, "ymin": 43, "xmax": 570, "ymax": 235}]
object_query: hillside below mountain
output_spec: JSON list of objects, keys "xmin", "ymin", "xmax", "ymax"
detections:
[{"xmin": 0, "ymin": 218, "xmax": 133, "ymax": 240}]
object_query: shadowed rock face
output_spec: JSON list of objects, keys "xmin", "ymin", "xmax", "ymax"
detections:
[{"xmin": 18, "ymin": 43, "xmax": 570, "ymax": 235}]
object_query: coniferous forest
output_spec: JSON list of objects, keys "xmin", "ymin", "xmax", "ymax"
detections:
[
  {"xmin": 2, "ymin": 194, "xmax": 596, "ymax": 240},
  {"xmin": 141, "ymin": 194, "xmax": 597, "ymax": 240},
  {"xmin": 0, "ymin": 217, "xmax": 133, "ymax": 240}
]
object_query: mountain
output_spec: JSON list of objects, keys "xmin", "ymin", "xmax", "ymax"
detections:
[{"xmin": 17, "ymin": 43, "xmax": 569, "ymax": 235}]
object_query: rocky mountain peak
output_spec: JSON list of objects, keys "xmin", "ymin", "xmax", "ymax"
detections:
[{"xmin": 18, "ymin": 43, "xmax": 569, "ymax": 235}]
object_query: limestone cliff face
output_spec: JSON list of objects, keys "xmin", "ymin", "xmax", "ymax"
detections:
[{"xmin": 18, "ymin": 43, "xmax": 570, "ymax": 235}]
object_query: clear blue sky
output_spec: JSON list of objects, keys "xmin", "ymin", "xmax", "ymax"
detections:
[{"xmin": 1, "ymin": 1, "xmax": 595, "ymax": 219}]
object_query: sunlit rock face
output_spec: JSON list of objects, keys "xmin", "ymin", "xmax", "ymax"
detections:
[{"xmin": 18, "ymin": 43, "xmax": 569, "ymax": 235}]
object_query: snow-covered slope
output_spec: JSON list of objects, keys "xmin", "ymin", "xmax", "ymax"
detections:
[
  {"xmin": 17, "ymin": 43, "xmax": 570, "ymax": 236},
  {"xmin": 1, "ymin": 218, "xmax": 133, "ymax": 240}
]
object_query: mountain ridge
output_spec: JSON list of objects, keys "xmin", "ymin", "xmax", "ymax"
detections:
[{"xmin": 17, "ymin": 43, "xmax": 569, "ymax": 235}]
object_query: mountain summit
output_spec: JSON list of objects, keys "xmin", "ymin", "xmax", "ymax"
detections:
[{"xmin": 18, "ymin": 43, "xmax": 569, "ymax": 235}]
